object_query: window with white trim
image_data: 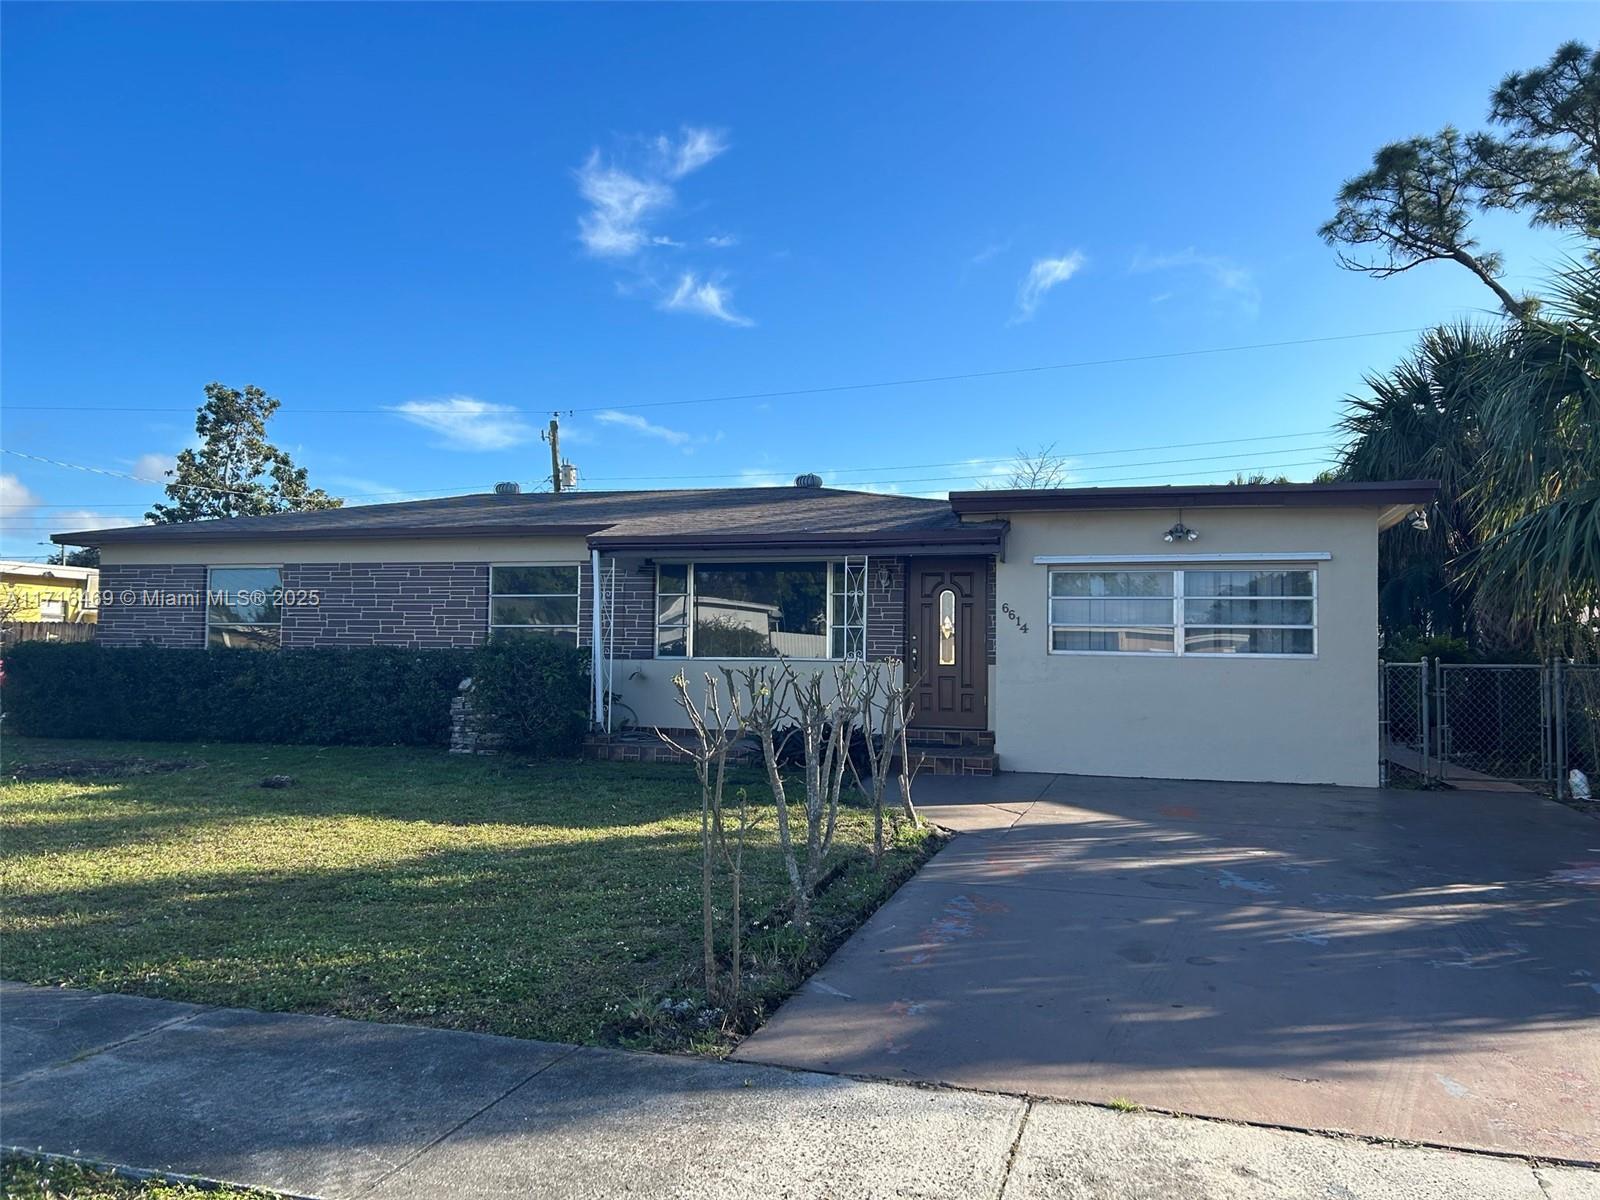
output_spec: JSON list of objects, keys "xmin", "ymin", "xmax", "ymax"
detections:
[
  {"xmin": 656, "ymin": 561, "xmax": 864, "ymax": 659},
  {"xmin": 207, "ymin": 566, "xmax": 283, "ymax": 650},
  {"xmin": 1048, "ymin": 567, "xmax": 1316, "ymax": 656},
  {"xmin": 490, "ymin": 564, "xmax": 581, "ymax": 644}
]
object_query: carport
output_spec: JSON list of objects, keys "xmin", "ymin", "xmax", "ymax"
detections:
[{"xmin": 736, "ymin": 774, "xmax": 1600, "ymax": 1161}]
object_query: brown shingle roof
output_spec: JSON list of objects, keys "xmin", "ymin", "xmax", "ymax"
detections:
[{"xmin": 54, "ymin": 486, "xmax": 1005, "ymax": 552}]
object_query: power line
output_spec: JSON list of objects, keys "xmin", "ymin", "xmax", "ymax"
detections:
[
  {"xmin": 1, "ymin": 327, "xmax": 1423, "ymax": 418},
  {"xmin": 1, "ymin": 449, "xmax": 258, "ymax": 499},
  {"xmin": 1, "ymin": 441, "xmax": 1340, "ymax": 510},
  {"xmin": 0, "ymin": 428, "xmax": 1344, "ymax": 502}
]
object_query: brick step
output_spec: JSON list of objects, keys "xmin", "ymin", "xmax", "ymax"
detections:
[
  {"xmin": 903, "ymin": 727, "xmax": 996, "ymax": 750},
  {"xmin": 896, "ymin": 746, "xmax": 997, "ymax": 777}
]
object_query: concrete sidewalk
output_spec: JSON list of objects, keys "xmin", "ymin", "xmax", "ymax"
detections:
[{"xmin": 3, "ymin": 984, "xmax": 1596, "ymax": 1199}]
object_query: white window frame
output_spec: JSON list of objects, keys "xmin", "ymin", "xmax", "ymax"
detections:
[
  {"xmin": 1045, "ymin": 566, "xmax": 1318, "ymax": 659},
  {"xmin": 206, "ymin": 564, "xmax": 284, "ymax": 650},
  {"xmin": 655, "ymin": 560, "xmax": 862, "ymax": 661},
  {"xmin": 489, "ymin": 562, "xmax": 583, "ymax": 642}
]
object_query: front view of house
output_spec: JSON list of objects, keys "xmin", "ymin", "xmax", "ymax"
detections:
[{"xmin": 59, "ymin": 477, "xmax": 1434, "ymax": 787}]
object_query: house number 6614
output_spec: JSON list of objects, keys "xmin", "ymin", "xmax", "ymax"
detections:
[{"xmin": 1000, "ymin": 602, "xmax": 1029, "ymax": 634}]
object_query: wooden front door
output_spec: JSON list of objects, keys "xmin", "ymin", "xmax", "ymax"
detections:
[{"xmin": 907, "ymin": 559, "xmax": 988, "ymax": 729}]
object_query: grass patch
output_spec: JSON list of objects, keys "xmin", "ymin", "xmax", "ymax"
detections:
[
  {"xmin": 0, "ymin": 736, "xmax": 940, "ymax": 1051},
  {"xmin": 2, "ymin": 1154, "xmax": 278, "ymax": 1199}
]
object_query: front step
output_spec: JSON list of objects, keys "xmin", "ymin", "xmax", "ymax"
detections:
[{"xmin": 904, "ymin": 727, "xmax": 996, "ymax": 751}]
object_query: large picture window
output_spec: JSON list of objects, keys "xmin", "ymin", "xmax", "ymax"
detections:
[
  {"xmin": 1048, "ymin": 567, "xmax": 1316, "ymax": 657},
  {"xmin": 207, "ymin": 566, "xmax": 283, "ymax": 650},
  {"xmin": 657, "ymin": 561, "xmax": 863, "ymax": 659},
  {"xmin": 490, "ymin": 564, "xmax": 581, "ymax": 644}
]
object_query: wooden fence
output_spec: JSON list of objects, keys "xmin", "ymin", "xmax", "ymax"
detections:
[{"xmin": 1, "ymin": 621, "xmax": 97, "ymax": 648}]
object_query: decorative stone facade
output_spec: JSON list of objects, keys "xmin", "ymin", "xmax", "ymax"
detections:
[
  {"xmin": 582, "ymin": 557, "xmax": 656, "ymax": 659},
  {"xmin": 865, "ymin": 556, "xmax": 906, "ymax": 662},
  {"xmin": 96, "ymin": 564, "xmax": 207, "ymax": 647},
  {"xmin": 282, "ymin": 562, "xmax": 488, "ymax": 648},
  {"xmin": 448, "ymin": 679, "xmax": 505, "ymax": 754}
]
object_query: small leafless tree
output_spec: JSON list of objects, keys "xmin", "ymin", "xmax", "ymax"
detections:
[
  {"xmin": 995, "ymin": 442, "xmax": 1071, "ymax": 490},
  {"xmin": 850, "ymin": 660, "xmax": 923, "ymax": 867},
  {"xmin": 737, "ymin": 660, "xmax": 864, "ymax": 928},
  {"xmin": 660, "ymin": 671, "xmax": 750, "ymax": 1005}
]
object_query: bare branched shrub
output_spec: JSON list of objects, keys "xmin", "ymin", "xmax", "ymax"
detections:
[
  {"xmin": 737, "ymin": 660, "xmax": 865, "ymax": 928},
  {"xmin": 660, "ymin": 671, "xmax": 749, "ymax": 1004},
  {"xmin": 850, "ymin": 659, "xmax": 923, "ymax": 866}
]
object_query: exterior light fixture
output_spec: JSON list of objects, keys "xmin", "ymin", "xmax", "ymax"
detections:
[
  {"xmin": 1164, "ymin": 522, "xmax": 1199, "ymax": 543},
  {"xmin": 1410, "ymin": 508, "xmax": 1430, "ymax": 532},
  {"xmin": 875, "ymin": 564, "xmax": 893, "ymax": 592}
]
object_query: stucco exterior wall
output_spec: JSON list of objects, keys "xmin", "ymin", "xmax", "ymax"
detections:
[
  {"xmin": 607, "ymin": 657, "xmax": 902, "ymax": 729},
  {"xmin": 989, "ymin": 507, "xmax": 1380, "ymax": 787}
]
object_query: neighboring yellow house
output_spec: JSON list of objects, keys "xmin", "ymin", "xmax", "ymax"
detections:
[{"xmin": 0, "ymin": 560, "xmax": 100, "ymax": 624}]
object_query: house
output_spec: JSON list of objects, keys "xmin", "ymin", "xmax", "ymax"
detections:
[
  {"xmin": 54, "ymin": 477, "xmax": 1435, "ymax": 786},
  {"xmin": 0, "ymin": 560, "xmax": 100, "ymax": 625}
]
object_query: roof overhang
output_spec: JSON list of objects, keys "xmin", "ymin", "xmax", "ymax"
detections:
[
  {"xmin": 949, "ymin": 480, "xmax": 1439, "ymax": 517},
  {"xmin": 53, "ymin": 522, "xmax": 610, "ymax": 547},
  {"xmin": 587, "ymin": 525, "xmax": 1008, "ymax": 557}
]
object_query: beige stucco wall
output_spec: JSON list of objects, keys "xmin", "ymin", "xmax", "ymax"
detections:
[
  {"xmin": 99, "ymin": 536, "xmax": 591, "ymax": 566},
  {"xmin": 607, "ymin": 657, "xmax": 901, "ymax": 730},
  {"xmin": 990, "ymin": 506, "xmax": 1380, "ymax": 787}
]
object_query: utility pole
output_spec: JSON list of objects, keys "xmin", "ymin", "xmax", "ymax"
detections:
[{"xmin": 547, "ymin": 416, "xmax": 562, "ymax": 494}]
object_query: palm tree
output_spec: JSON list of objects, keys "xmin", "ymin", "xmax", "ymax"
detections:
[
  {"xmin": 1468, "ymin": 260, "xmax": 1600, "ymax": 655},
  {"xmin": 1335, "ymin": 323, "xmax": 1497, "ymax": 646}
]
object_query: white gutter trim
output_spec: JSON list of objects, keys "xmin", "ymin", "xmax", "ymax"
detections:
[
  {"xmin": 590, "ymin": 549, "xmax": 605, "ymax": 728},
  {"xmin": 1032, "ymin": 552, "xmax": 1332, "ymax": 565}
]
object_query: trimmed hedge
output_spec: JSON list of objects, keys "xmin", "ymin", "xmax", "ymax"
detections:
[
  {"xmin": 467, "ymin": 636, "xmax": 592, "ymax": 757},
  {"xmin": 1, "ymin": 640, "xmax": 590, "ymax": 752}
]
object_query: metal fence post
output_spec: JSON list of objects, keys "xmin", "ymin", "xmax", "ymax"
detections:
[
  {"xmin": 1553, "ymin": 658, "xmax": 1567, "ymax": 800},
  {"xmin": 1427, "ymin": 659, "xmax": 1440, "ymax": 790}
]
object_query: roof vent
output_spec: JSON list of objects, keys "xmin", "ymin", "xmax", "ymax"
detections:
[
  {"xmin": 794, "ymin": 473, "xmax": 823, "ymax": 488},
  {"xmin": 493, "ymin": 481, "xmax": 521, "ymax": 495}
]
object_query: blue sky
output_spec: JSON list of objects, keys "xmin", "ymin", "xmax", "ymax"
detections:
[{"xmin": 0, "ymin": 2, "xmax": 1584, "ymax": 557}]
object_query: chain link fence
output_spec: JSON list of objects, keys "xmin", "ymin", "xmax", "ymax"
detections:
[{"xmin": 1381, "ymin": 659, "xmax": 1600, "ymax": 798}]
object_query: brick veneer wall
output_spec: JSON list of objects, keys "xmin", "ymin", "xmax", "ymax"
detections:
[
  {"xmin": 94, "ymin": 551, "xmax": 925, "ymax": 660},
  {"xmin": 96, "ymin": 564, "xmax": 208, "ymax": 647},
  {"xmin": 281, "ymin": 562, "xmax": 488, "ymax": 648}
]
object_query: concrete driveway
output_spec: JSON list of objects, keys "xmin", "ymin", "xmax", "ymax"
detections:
[{"xmin": 736, "ymin": 774, "xmax": 1600, "ymax": 1162}]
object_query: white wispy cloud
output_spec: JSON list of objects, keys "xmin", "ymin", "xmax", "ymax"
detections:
[
  {"xmin": 575, "ymin": 127, "xmax": 753, "ymax": 326},
  {"xmin": 1013, "ymin": 252, "xmax": 1087, "ymax": 322},
  {"xmin": 0, "ymin": 472, "xmax": 41, "ymax": 514},
  {"xmin": 657, "ymin": 126, "xmax": 728, "ymax": 179},
  {"xmin": 970, "ymin": 239, "xmax": 1010, "ymax": 266},
  {"xmin": 575, "ymin": 157, "xmax": 673, "ymax": 258},
  {"xmin": 389, "ymin": 396, "xmax": 535, "ymax": 451},
  {"xmin": 132, "ymin": 452, "xmax": 176, "ymax": 480},
  {"xmin": 594, "ymin": 410, "xmax": 692, "ymax": 447},
  {"xmin": 52, "ymin": 508, "xmax": 127, "ymax": 536},
  {"xmin": 0, "ymin": 472, "xmax": 132, "ymax": 553},
  {"xmin": 661, "ymin": 273, "xmax": 752, "ymax": 326},
  {"xmin": 575, "ymin": 126, "xmax": 727, "ymax": 259},
  {"xmin": 1130, "ymin": 248, "xmax": 1260, "ymax": 316}
]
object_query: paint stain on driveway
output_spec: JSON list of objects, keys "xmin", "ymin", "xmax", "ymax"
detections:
[{"xmin": 902, "ymin": 893, "xmax": 1010, "ymax": 966}]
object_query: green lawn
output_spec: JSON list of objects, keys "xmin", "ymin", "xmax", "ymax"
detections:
[
  {"xmin": 0, "ymin": 736, "xmax": 937, "ymax": 1050},
  {"xmin": 2, "ymin": 1155, "xmax": 277, "ymax": 1200}
]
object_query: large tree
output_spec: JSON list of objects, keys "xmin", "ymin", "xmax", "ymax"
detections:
[
  {"xmin": 1321, "ymin": 40, "xmax": 1599, "ymax": 317},
  {"xmin": 1335, "ymin": 262, "xmax": 1599, "ymax": 656},
  {"xmin": 1466, "ymin": 261, "xmax": 1600, "ymax": 654},
  {"xmin": 147, "ymin": 383, "xmax": 342, "ymax": 523}
]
